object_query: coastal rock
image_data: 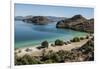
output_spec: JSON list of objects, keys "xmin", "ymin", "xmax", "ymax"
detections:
[
  {"xmin": 56, "ymin": 15, "xmax": 94, "ymax": 33},
  {"xmin": 22, "ymin": 16, "xmax": 49, "ymax": 25},
  {"xmin": 30, "ymin": 16, "xmax": 49, "ymax": 25},
  {"xmin": 21, "ymin": 16, "xmax": 66, "ymax": 25}
]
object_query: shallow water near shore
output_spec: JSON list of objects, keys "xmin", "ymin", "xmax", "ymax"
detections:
[{"xmin": 15, "ymin": 21, "xmax": 88, "ymax": 48}]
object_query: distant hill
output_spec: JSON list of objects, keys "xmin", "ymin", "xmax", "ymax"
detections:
[
  {"xmin": 56, "ymin": 15, "xmax": 94, "ymax": 33},
  {"xmin": 15, "ymin": 16, "xmax": 24, "ymax": 21},
  {"xmin": 29, "ymin": 16, "xmax": 50, "ymax": 25},
  {"xmin": 15, "ymin": 15, "xmax": 66, "ymax": 25}
]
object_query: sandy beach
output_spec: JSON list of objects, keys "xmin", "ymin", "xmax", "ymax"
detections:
[{"xmin": 15, "ymin": 37, "xmax": 91, "ymax": 57}]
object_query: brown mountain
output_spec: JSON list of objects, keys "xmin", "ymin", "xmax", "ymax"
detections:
[
  {"xmin": 56, "ymin": 15, "xmax": 94, "ymax": 33},
  {"xmin": 23, "ymin": 16, "xmax": 49, "ymax": 25}
]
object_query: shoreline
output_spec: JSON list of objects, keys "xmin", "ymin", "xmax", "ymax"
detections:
[
  {"xmin": 15, "ymin": 35, "xmax": 93, "ymax": 57},
  {"xmin": 15, "ymin": 32, "xmax": 89, "ymax": 49}
]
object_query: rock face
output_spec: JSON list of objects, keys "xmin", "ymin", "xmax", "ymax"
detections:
[
  {"xmin": 22, "ymin": 16, "xmax": 66, "ymax": 25},
  {"xmin": 56, "ymin": 15, "xmax": 94, "ymax": 33},
  {"xmin": 23, "ymin": 16, "xmax": 49, "ymax": 25},
  {"xmin": 30, "ymin": 16, "xmax": 49, "ymax": 25}
]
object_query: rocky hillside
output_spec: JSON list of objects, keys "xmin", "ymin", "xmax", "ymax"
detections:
[
  {"xmin": 22, "ymin": 16, "xmax": 49, "ymax": 25},
  {"xmin": 21, "ymin": 16, "xmax": 66, "ymax": 25},
  {"xmin": 56, "ymin": 15, "xmax": 94, "ymax": 33}
]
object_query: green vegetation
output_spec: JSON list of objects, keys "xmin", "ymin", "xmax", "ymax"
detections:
[
  {"xmin": 86, "ymin": 35, "xmax": 89, "ymax": 39},
  {"xmin": 70, "ymin": 37, "xmax": 80, "ymax": 42},
  {"xmin": 15, "ymin": 54, "xmax": 43, "ymax": 65},
  {"xmin": 25, "ymin": 48, "xmax": 32, "ymax": 52},
  {"xmin": 51, "ymin": 44, "xmax": 54, "ymax": 46},
  {"xmin": 55, "ymin": 39, "xmax": 64, "ymax": 46},
  {"xmin": 18, "ymin": 50, "xmax": 21, "ymax": 53},
  {"xmin": 80, "ymin": 37, "xmax": 84, "ymax": 40},
  {"xmin": 15, "ymin": 36, "xmax": 94, "ymax": 65},
  {"xmin": 15, "ymin": 48, "xmax": 19, "ymax": 50},
  {"xmin": 41, "ymin": 41, "xmax": 49, "ymax": 48}
]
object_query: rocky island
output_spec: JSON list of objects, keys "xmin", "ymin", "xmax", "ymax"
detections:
[
  {"xmin": 56, "ymin": 15, "xmax": 94, "ymax": 33},
  {"xmin": 15, "ymin": 16, "xmax": 66, "ymax": 25},
  {"xmin": 22, "ymin": 16, "xmax": 49, "ymax": 25}
]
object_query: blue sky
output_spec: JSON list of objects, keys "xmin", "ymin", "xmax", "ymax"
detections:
[{"xmin": 15, "ymin": 3, "xmax": 94, "ymax": 19}]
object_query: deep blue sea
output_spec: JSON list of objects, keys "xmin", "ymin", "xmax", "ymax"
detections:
[{"xmin": 15, "ymin": 21, "xmax": 88, "ymax": 48}]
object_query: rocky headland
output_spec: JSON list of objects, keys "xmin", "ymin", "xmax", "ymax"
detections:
[{"xmin": 56, "ymin": 15, "xmax": 94, "ymax": 33}]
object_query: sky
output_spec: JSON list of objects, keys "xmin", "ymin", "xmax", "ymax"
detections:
[{"xmin": 15, "ymin": 3, "xmax": 94, "ymax": 19}]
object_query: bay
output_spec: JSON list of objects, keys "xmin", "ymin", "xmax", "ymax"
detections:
[{"xmin": 15, "ymin": 21, "xmax": 88, "ymax": 48}]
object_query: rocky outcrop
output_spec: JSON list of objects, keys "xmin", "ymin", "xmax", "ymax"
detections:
[
  {"xmin": 30, "ymin": 16, "xmax": 50, "ymax": 25},
  {"xmin": 56, "ymin": 15, "xmax": 94, "ymax": 33},
  {"xmin": 23, "ymin": 16, "xmax": 49, "ymax": 25},
  {"xmin": 22, "ymin": 16, "xmax": 66, "ymax": 25}
]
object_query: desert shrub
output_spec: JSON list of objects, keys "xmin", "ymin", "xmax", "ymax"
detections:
[
  {"xmin": 56, "ymin": 50, "xmax": 66, "ymax": 62},
  {"xmin": 44, "ymin": 59, "xmax": 53, "ymax": 63},
  {"xmin": 86, "ymin": 35, "xmax": 89, "ymax": 39},
  {"xmin": 70, "ymin": 37, "xmax": 80, "ymax": 42},
  {"xmin": 41, "ymin": 49, "xmax": 46, "ymax": 57},
  {"xmin": 55, "ymin": 39, "xmax": 64, "ymax": 46},
  {"xmin": 67, "ymin": 41, "xmax": 71, "ymax": 44},
  {"xmin": 46, "ymin": 53, "xmax": 59, "ymax": 62},
  {"xmin": 51, "ymin": 44, "xmax": 55, "ymax": 46},
  {"xmin": 15, "ymin": 48, "xmax": 19, "ymax": 50},
  {"xmin": 92, "ymin": 36, "xmax": 94, "ymax": 41},
  {"xmin": 18, "ymin": 50, "xmax": 21, "ymax": 53},
  {"xmin": 25, "ymin": 48, "xmax": 32, "ymax": 52},
  {"xmin": 15, "ymin": 37, "xmax": 94, "ymax": 65},
  {"xmin": 41, "ymin": 50, "xmax": 62, "ymax": 63},
  {"xmin": 80, "ymin": 37, "xmax": 84, "ymax": 40},
  {"xmin": 15, "ymin": 54, "xmax": 43, "ymax": 65},
  {"xmin": 64, "ymin": 42, "xmax": 68, "ymax": 45},
  {"xmin": 41, "ymin": 41, "xmax": 49, "ymax": 48}
]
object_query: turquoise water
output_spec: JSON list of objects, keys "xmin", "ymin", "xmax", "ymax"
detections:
[{"xmin": 15, "ymin": 21, "xmax": 88, "ymax": 48}]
